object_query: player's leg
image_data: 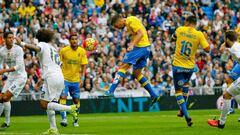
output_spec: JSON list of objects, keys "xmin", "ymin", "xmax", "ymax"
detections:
[
  {"xmin": 69, "ymin": 82, "xmax": 81, "ymax": 127},
  {"xmin": 173, "ymin": 67, "xmax": 193, "ymax": 126},
  {"xmin": 59, "ymin": 81, "xmax": 69, "ymax": 127},
  {"xmin": 178, "ymin": 83, "xmax": 190, "ymax": 117},
  {"xmin": 102, "ymin": 63, "xmax": 131, "ymax": 96},
  {"xmin": 0, "ymin": 91, "xmax": 13, "ymax": 129},
  {"xmin": 133, "ymin": 69, "xmax": 159, "ymax": 106}
]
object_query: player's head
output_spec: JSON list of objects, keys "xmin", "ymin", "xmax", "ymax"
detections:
[
  {"xmin": 225, "ymin": 30, "xmax": 238, "ymax": 47},
  {"xmin": 111, "ymin": 14, "xmax": 125, "ymax": 29},
  {"xmin": 69, "ymin": 34, "xmax": 78, "ymax": 48},
  {"xmin": 4, "ymin": 31, "xmax": 14, "ymax": 46},
  {"xmin": 36, "ymin": 29, "xmax": 54, "ymax": 43},
  {"xmin": 185, "ymin": 15, "xmax": 197, "ymax": 26}
]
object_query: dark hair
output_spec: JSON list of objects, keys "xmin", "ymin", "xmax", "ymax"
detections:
[
  {"xmin": 69, "ymin": 34, "xmax": 78, "ymax": 40},
  {"xmin": 36, "ymin": 29, "xmax": 54, "ymax": 42},
  {"xmin": 186, "ymin": 15, "xmax": 197, "ymax": 25},
  {"xmin": 4, "ymin": 31, "xmax": 13, "ymax": 39},
  {"xmin": 225, "ymin": 31, "xmax": 238, "ymax": 42},
  {"xmin": 111, "ymin": 14, "xmax": 122, "ymax": 26}
]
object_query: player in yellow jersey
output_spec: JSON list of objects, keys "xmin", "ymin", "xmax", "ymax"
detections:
[
  {"xmin": 100, "ymin": 14, "xmax": 160, "ymax": 106},
  {"xmin": 59, "ymin": 34, "xmax": 88, "ymax": 127},
  {"xmin": 171, "ymin": 16, "xmax": 210, "ymax": 126}
]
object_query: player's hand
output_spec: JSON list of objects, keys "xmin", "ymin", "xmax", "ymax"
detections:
[
  {"xmin": 0, "ymin": 69, "xmax": 6, "ymax": 75},
  {"xmin": 79, "ymin": 80, "xmax": 84, "ymax": 88},
  {"xmin": 15, "ymin": 37, "xmax": 22, "ymax": 45},
  {"xmin": 127, "ymin": 43, "xmax": 134, "ymax": 52}
]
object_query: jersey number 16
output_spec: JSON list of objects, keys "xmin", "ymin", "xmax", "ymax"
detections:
[{"xmin": 180, "ymin": 41, "xmax": 192, "ymax": 56}]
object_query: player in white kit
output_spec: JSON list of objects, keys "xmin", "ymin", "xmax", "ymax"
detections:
[
  {"xmin": 0, "ymin": 31, "xmax": 27, "ymax": 130},
  {"xmin": 208, "ymin": 31, "xmax": 240, "ymax": 128},
  {"xmin": 16, "ymin": 29, "xmax": 78, "ymax": 135}
]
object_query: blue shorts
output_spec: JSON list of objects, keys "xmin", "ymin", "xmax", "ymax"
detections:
[
  {"xmin": 229, "ymin": 63, "xmax": 240, "ymax": 81},
  {"xmin": 123, "ymin": 46, "xmax": 150, "ymax": 70},
  {"xmin": 172, "ymin": 66, "xmax": 194, "ymax": 90},
  {"xmin": 60, "ymin": 81, "xmax": 80, "ymax": 99}
]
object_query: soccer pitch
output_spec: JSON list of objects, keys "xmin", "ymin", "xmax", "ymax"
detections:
[{"xmin": 0, "ymin": 110, "xmax": 239, "ymax": 135}]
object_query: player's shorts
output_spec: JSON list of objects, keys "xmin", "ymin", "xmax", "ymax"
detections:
[
  {"xmin": 60, "ymin": 81, "xmax": 80, "ymax": 99},
  {"xmin": 123, "ymin": 46, "xmax": 150, "ymax": 70},
  {"xmin": 172, "ymin": 66, "xmax": 194, "ymax": 90},
  {"xmin": 41, "ymin": 72, "xmax": 64, "ymax": 102},
  {"xmin": 229, "ymin": 63, "xmax": 240, "ymax": 81},
  {"xmin": 226, "ymin": 77, "xmax": 240, "ymax": 97},
  {"xmin": 2, "ymin": 76, "xmax": 27, "ymax": 97}
]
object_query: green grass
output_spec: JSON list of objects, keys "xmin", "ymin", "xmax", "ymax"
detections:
[{"xmin": 0, "ymin": 109, "xmax": 239, "ymax": 135}]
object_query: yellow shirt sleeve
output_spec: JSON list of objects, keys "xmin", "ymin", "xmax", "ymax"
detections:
[
  {"xmin": 128, "ymin": 17, "xmax": 142, "ymax": 33},
  {"xmin": 199, "ymin": 32, "xmax": 209, "ymax": 49},
  {"xmin": 80, "ymin": 49, "xmax": 88, "ymax": 65}
]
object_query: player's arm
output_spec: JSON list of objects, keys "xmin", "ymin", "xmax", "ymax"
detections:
[
  {"xmin": 219, "ymin": 42, "xmax": 226, "ymax": 53},
  {"xmin": 15, "ymin": 37, "xmax": 41, "ymax": 52},
  {"xmin": 199, "ymin": 32, "xmax": 210, "ymax": 53},
  {"xmin": 80, "ymin": 50, "xmax": 88, "ymax": 87},
  {"xmin": 171, "ymin": 33, "xmax": 177, "ymax": 42}
]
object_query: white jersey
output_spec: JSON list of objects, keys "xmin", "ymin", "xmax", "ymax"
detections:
[
  {"xmin": 0, "ymin": 44, "xmax": 27, "ymax": 80},
  {"xmin": 229, "ymin": 42, "xmax": 240, "ymax": 62},
  {"xmin": 37, "ymin": 42, "xmax": 62, "ymax": 78}
]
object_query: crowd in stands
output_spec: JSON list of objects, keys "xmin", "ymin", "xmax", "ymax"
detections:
[{"xmin": 0, "ymin": 0, "xmax": 239, "ymax": 100}]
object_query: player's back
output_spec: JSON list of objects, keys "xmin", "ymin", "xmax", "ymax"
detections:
[
  {"xmin": 173, "ymin": 26, "xmax": 209, "ymax": 69},
  {"xmin": 37, "ymin": 42, "xmax": 61, "ymax": 78}
]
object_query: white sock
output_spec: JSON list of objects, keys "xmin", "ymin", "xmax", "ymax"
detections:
[
  {"xmin": 4, "ymin": 102, "xmax": 11, "ymax": 125},
  {"xmin": 0, "ymin": 103, "xmax": 4, "ymax": 116},
  {"xmin": 47, "ymin": 102, "xmax": 71, "ymax": 111},
  {"xmin": 46, "ymin": 110, "xmax": 57, "ymax": 130},
  {"xmin": 219, "ymin": 99, "xmax": 231, "ymax": 125}
]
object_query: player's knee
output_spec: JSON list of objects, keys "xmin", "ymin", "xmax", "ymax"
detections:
[
  {"xmin": 175, "ymin": 90, "xmax": 182, "ymax": 94},
  {"xmin": 40, "ymin": 100, "xmax": 48, "ymax": 110},
  {"xmin": 133, "ymin": 70, "xmax": 141, "ymax": 78},
  {"xmin": 2, "ymin": 95, "xmax": 10, "ymax": 102},
  {"xmin": 223, "ymin": 91, "xmax": 232, "ymax": 99}
]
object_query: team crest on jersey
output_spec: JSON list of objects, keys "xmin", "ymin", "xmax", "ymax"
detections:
[{"xmin": 178, "ymin": 80, "xmax": 184, "ymax": 86}]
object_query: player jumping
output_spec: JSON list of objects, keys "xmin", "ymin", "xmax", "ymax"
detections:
[
  {"xmin": 0, "ymin": 31, "xmax": 27, "ymax": 130},
  {"xmin": 171, "ymin": 16, "xmax": 210, "ymax": 126},
  {"xmin": 100, "ymin": 14, "xmax": 160, "ymax": 106},
  {"xmin": 16, "ymin": 29, "xmax": 78, "ymax": 135},
  {"xmin": 208, "ymin": 31, "xmax": 240, "ymax": 129}
]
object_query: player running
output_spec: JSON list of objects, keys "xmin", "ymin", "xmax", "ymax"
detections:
[
  {"xmin": 208, "ymin": 31, "xmax": 240, "ymax": 129},
  {"xmin": 0, "ymin": 31, "xmax": 27, "ymax": 130},
  {"xmin": 59, "ymin": 34, "xmax": 88, "ymax": 127},
  {"xmin": 16, "ymin": 29, "xmax": 78, "ymax": 135},
  {"xmin": 171, "ymin": 16, "xmax": 210, "ymax": 126},
  {"xmin": 100, "ymin": 14, "xmax": 160, "ymax": 106}
]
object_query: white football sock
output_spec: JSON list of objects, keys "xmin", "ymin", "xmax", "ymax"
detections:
[
  {"xmin": 219, "ymin": 99, "xmax": 231, "ymax": 125},
  {"xmin": 47, "ymin": 110, "xmax": 57, "ymax": 130},
  {"xmin": 4, "ymin": 102, "xmax": 11, "ymax": 125},
  {"xmin": 0, "ymin": 103, "xmax": 4, "ymax": 116},
  {"xmin": 47, "ymin": 102, "xmax": 71, "ymax": 111}
]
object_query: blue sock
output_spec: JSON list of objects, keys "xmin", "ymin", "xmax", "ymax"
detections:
[
  {"xmin": 182, "ymin": 86, "xmax": 189, "ymax": 103},
  {"xmin": 108, "ymin": 70, "xmax": 126, "ymax": 93},
  {"xmin": 59, "ymin": 99, "xmax": 67, "ymax": 120},
  {"xmin": 138, "ymin": 75, "xmax": 157, "ymax": 98},
  {"xmin": 176, "ymin": 93, "xmax": 189, "ymax": 119}
]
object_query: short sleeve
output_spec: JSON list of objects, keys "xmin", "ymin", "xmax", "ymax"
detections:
[
  {"xmin": 127, "ymin": 17, "xmax": 142, "ymax": 33},
  {"xmin": 199, "ymin": 32, "xmax": 209, "ymax": 49},
  {"xmin": 80, "ymin": 49, "xmax": 88, "ymax": 65},
  {"xmin": 37, "ymin": 42, "xmax": 45, "ymax": 54}
]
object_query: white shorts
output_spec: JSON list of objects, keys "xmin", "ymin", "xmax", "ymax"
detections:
[
  {"xmin": 2, "ymin": 76, "xmax": 27, "ymax": 97},
  {"xmin": 41, "ymin": 72, "xmax": 64, "ymax": 102},
  {"xmin": 227, "ymin": 77, "xmax": 240, "ymax": 97}
]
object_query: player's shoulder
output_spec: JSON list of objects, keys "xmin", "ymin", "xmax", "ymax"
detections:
[
  {"xmin": 13, "ymin": 44, "xmax": 24, "ymax": 51},
  {"xmin": 77, "ymin": 46, "xmax": 86, "ymax": 53},
  {"xmin": 126, "ymin": 16, "xmax": 139, "ymax": 22}
]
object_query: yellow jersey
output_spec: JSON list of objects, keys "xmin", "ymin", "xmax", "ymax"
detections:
[
  {"xmin": 126, "ymin": 16, "xmax": 150, "ymax": 47},
  {"xmin": 173, "ymin": 26, "xmax": 209, "ymax": 69},
  {"xmin": 60, "ymin": 46, "xmax": 88, "ymax": 82}
]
